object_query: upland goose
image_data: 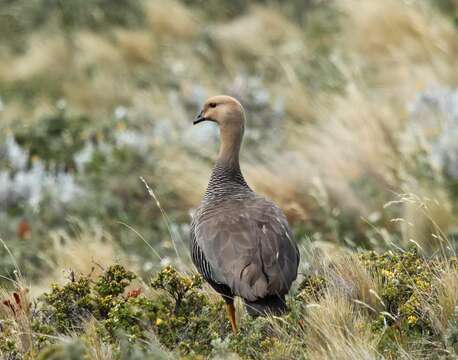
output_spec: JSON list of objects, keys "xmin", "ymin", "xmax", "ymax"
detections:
[{"xmin": 190, "ymin": 95, "xmax": 299, "ymax": 335}]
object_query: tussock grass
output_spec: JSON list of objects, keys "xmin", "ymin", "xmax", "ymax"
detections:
[
  {"xmin": 425, "ymin": 267, "xmax": 458, "ymax": 335},
  {"xmin": 338, "ymin": 0, "xmax": 458, "ymax": 103},
  {"xmin": 33, "ymin": 221, "xmax": 136, "ymax": 295},
  {"xmin": 210, "ymin": 5, "xmax": 303, "ymax": 65},
  {"xmin": 0, "ymin": 35, "xmax": 71, "ymax": 83},
  {"xmin": 145, "ymin": 0, "xmax": 199, "ymax": 41},
  {"xmin": 305, "ymin": 293, "xmax": 379, "ymax": 360},
  {"xmin": 0, "ymin": 285, "xmax": 35, "ymax": 358}
]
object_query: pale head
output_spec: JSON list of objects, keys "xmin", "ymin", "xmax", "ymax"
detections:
[
  {"xmin": 194, "ymin": 95, "xmax": 246, "ymax": 166},
  {"xmin": 194, "ymin": 95, "xmax": 245, "ymax": 131}
]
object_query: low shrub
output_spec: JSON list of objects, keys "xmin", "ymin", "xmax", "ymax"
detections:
[{"xmin": 1, "ymin": 251, "xmax": 456, "ymax": 359}]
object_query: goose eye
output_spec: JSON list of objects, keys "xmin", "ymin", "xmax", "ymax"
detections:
[{"xmin": 209, "ymin": 102, "xmax": 217, "ymax": 108}]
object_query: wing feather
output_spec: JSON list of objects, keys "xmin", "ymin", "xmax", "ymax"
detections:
[{"xmin": 193, "ymin": 197, "xmax": 299, "ymax": 302}]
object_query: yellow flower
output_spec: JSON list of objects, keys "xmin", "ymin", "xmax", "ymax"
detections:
[
  {"xmin": 407, "ymin": 315, "xmax": 417, "ymax": 325},
  {"xmin": 156, "ymin": 318, "xmax": 163, "ymax": 326},
  {"xmin": 381, "ymin": 269, "xmax": 394, "ymax": 279}
]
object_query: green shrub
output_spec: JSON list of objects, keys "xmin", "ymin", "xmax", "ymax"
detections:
[
  {"xmin": 0, "ymin": 337, "xmax": 21, "ymax": 360},
  {"xmin": 94, "ymin": 265, "xmax": 136, "ymax": 298},
  {"xmin": 1, "ymin": 256, "xmax": 455, "ymax": 359},
  {"xmin": 359, "ymin": 250, "xmax": 437, "ymax": 333},
  {"xmin": 13, "ymin": 109, "xmax": 96, "ymax": 171},
  {"xmin": 41, "ymin": 276, "xmax": 93, "ymax": 333},
  {"xmin": 26, "ymin": 265, "xmax": 228, "ymax": 357},
  {"xmin": 432, "ymin": 0, "xmax": 458, "ymax": 26},
  {"xmin": 150, "ymin": 266, "xmax": 228, "ymax": 356},
  {"xmin": 0, "ymin": 0, "xmax": 144, "ymax": 43}
]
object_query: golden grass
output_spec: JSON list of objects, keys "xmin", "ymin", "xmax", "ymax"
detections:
[
  {"xmin": 62, "ymin": 72, "xmax": 132, "ymax": 115},
  {"xmin": 282, "ymin": 84, "xmax": 315, "ymax": 124},
  {"xmin": 33, "ymin": 221, "xmax": 136, "ymax": 295},
  {"xmin": 115, "ymin": 29, "xmax": 157, "ymax": 65},
  {"xmin": 306, "ymin": 249, "xmax": 383, "ymax": 312},
  {"xmin": 401, "ymin": 191, "xmax": 455, "ymax": 255},
  {"xmin": 0, "ymin": 34, "xmax": 71, "ymax": 83},
  {"xmin": 339, "ymin": 0, "xmax": 458, "ymax": 100},
  {"xmin": 75, "ymin": 31, "xmax": 123, "ymax": 68},
  {"xmin": 247, "ymin": 151, "xmax": 324, "ymax": 222},
  {"xmin": 425, "ymin": 267, "xmax": 458, "ymax": 335},
  {"xmin": 145, "ymin": 0, "xmax": 199, "ymax": 41},
  {"xmin": 210, "ymin": 5, "xmax": 304, "ymax": 67},
  {"xmin": 262, "ymin": 247, "xmax": 382, "ymax": 359},
  {"xmin": 0, "ymin": 274, "xmax": 36, "ymax": 357},
  {"xmin": 305, "ymin": 292, "xmax": 378, "ymax": 360},
  {"xmin": 244, "ymin": 82, "xmax": 402, "ymax": 223},
  {"xmin": 302, "ymin": 89, "xmax": 400, "ymax": 211}
]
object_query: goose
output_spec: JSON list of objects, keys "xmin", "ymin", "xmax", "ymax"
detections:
[{"xmin": 190, "ymin": 95, "xmax": 299, "ymax": 334}]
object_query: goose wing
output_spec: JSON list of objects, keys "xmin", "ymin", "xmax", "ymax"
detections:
[{"xmin": 193, "ymin": 197, "xmax": 299, "ymax": 302}]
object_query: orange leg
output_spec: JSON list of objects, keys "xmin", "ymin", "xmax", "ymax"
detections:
[{"xmin": 225, "ymin": 303, "xmax": 237, "ymax": 335}]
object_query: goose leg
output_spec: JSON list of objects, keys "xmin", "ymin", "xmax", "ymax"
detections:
[{"xmin": 225, "ymin": 303, "xmax": 237, "ymax": 335}]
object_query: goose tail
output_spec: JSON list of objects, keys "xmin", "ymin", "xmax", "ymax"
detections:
[{"xmin": 244, "ymin": 295, "xmax": 287, "ymax": 316}]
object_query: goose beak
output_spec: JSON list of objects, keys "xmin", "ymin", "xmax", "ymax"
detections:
[{"xmin": 193, "ymin": 111, "xmax": 206, "ymax": 125}]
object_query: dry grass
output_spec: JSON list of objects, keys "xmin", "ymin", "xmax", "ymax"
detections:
[
  {"xmin": 81, "ymin": 320, "xmax": 115, "ymax": 360},
  {"xmin": 228, "ymin": 0, "xmax": 458, "ymax": 231},
  {"xmin": 425, "ymin": 267, "xmax": 458, "ymax": 335},
  {"xmin": 401, "ymin": 191, "xmax": 455, "ymax": 255},
  {"xmin": 264, "ymin": 248, "xmax": 383, "ymax": 359},
  {"xmin": 75, "ymin": 31, "xmax": 123, "ymax": 68},
  {"xmin": 246, "ymin": 152, "xmax": 314, "ymax": 221},
  {"xmin": 245, "ymin": 82, "xmax": 401, "ymax": 222},
  {"xmin": 0, "ymin": 34, "xmax": 71, "ymax": 83},
  {"xmin": 115, "ymin": 29, "xmax": 157, "ymax": 65},
  {"xmin": 33, "ymin": 221, "xmax": 136, "ymax": 296},
  {"xmin": 303, "ymin": 86, "xmax": 400, "ymax": 211},
  {"xmin": 62, "ymin": 71, "xmax": 133, "ymax": 114},
  {"xmin": 0, "ymin": 274, "xmax": 36, "ymax": 357},
  {"xmin": 339, "ymin": 0, "xmax": 458, "ymax": 101},
  {"xmin": 210, "ymin": 5, "xmax": 303, "ymax": 64},
  {"xmin": 145, "ymin": 0, "xmax": 199, "ymax": 41},
  {"xmin": 306, "ymin": 249, "xmax": 383, "ymax": 312},
  {"xmin": 305, "ymin": 292, "xmax": 379, "ymax": 360}
]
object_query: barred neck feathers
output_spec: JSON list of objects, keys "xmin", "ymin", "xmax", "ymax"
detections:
[
  {"xmin": 204, "ymin": 107, "xmax": 252, "ymax": 202},
  {"xmin": 203, "ymin": 162, "xmax": 252, "ymax": 202}
]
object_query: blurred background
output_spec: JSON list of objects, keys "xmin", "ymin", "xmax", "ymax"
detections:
[{"xmin": 0, "ymin": 0, "xmax": 457, "ymax": 291}]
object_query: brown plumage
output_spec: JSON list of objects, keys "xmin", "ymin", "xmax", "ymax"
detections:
[{"xmin": 190, "ymin": 95, "xmax": 299, "ymax": 334}]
